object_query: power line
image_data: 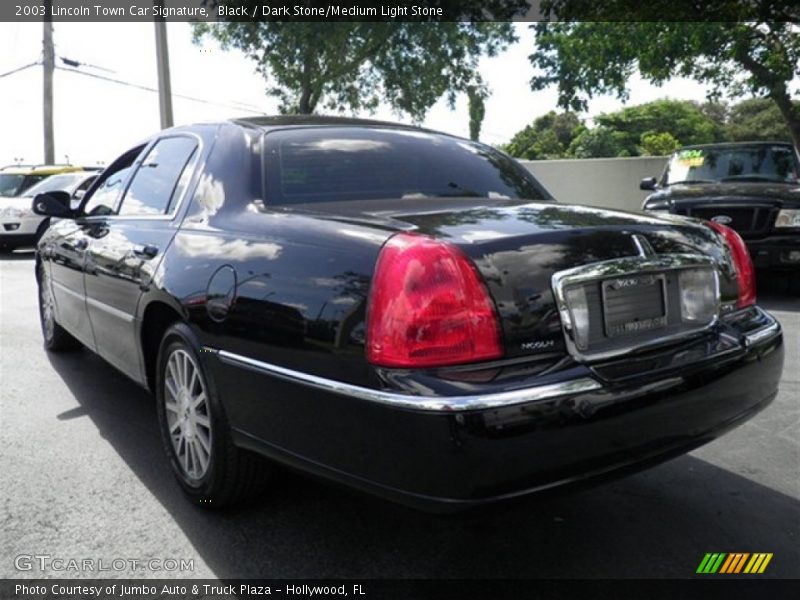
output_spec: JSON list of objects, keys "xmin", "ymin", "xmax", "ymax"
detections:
[
  {"xmin": 54, "ymin": 65, "xmax": 267, "ymax": 115},
  {"xmin": 59, "ymin": 56, "xmax": 115, "ymax": 73},
  {"xmin": 0, "ymin": 61, "xmax": 41, "ymax": 79}
]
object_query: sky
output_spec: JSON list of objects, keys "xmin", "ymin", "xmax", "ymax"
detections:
[{"xmin": 0, "ymin": 21, "xmax": 718, "ymax": 167}]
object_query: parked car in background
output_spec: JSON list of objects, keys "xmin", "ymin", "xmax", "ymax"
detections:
[
  {"xmin": 641, "ymin": 142, "xmax": 800, "ymax": 290},
  {"xmin": 0, "ymin": 171, "xmax": 97, "ymax": 251},
  {"xmin": 0, "ymin": 164, "xmax": 88, "ymax": 198},
  {"xmin": 33, "ymin": 117, "xmax": 783, "ymax": 511}
]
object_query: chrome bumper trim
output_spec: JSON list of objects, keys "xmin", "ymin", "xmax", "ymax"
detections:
[
  {"xmin": 213, "ymin": 349, "xmax": 602, "ymax": 412},
  {"xmin": 743, "ymin": 315, "xmax": 782, "ymax": 347}
]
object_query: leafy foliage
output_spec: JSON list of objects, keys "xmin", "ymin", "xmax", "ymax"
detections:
[
  {"xmin": 724, "ymin": 97, "xmax": 797, "ymax": 142},
  {"xmin": 193, "ymin": 18, "xmax": 515, "ymax": 120},
  {"xmin": 568, "ymin": 127, "xmax": 629, "ymax": 158},
  {"xmin": 504, "ymin": 97, "xmax": 791, "ymax": 159},
  {"xmin": 593, "ymin": 99, "xmax": 722, "ymax": 154},
  {"xmin": 502, "ymin": 111, "xmax": 583, "ymax": 159},
  {"xmin": 467, "ymin": 85, "xmax": 488, "ymax": 141},
  {"xmin": 639, "ymin": 132, "xmax": 681, "ymax": 156},
  {"xmin": 530, "ymin": 4, "xmax": 800, "ymax": 145}
]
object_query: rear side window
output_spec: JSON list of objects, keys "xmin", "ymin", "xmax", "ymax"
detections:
[
  {"xmin": 264, "ymin": 127, "xmax": 548, "ymax": 205},
  {"xmin": 118, "ymin": 136, "xmax": 198, "ymax": 217}
]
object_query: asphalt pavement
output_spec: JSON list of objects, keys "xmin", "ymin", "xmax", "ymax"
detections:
[{"xmin": 1, "ymin": 250, "xmax": 798, "ymax": 579}]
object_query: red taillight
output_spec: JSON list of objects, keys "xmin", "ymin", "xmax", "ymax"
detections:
[
  {"xmin": 706, "ymin": 221, "xmax": 756, "ymax": 308},
  {"xmin": 366, "ymin": 233, "xmax": 503, "ymax": 368}
]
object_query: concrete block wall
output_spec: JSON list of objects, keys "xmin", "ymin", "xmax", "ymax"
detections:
[{"xmin": 521, "ymin": 156, "xmax": 669, "ymax": 214}]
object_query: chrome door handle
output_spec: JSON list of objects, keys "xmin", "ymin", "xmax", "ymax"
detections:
[{"xmin": 133, "ymin": 244, "xmax": 158, "ymax": 259}]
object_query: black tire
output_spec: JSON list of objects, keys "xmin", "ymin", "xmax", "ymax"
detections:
[
  {"xmin": 37, "ymin": 262, "xmax": 82, "ymax": 351},
  {"xmin": 155, "ymin": 323, "xmax": 271, "ymax": 507}
]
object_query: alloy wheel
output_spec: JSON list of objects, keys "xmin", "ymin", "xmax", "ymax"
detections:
[
  {"xmin": 39, "ymin": 267, "xmax": 55, "ymax": 341},
  {"xmin": 164, "ymin": 348, "xmax": 213, "ymax": 481}
]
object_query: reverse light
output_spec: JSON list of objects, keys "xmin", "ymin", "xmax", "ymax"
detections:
[
  {"xmin": 564, "ymin": 286, "xmax": 590, "ymax": 350},
  {"xmin": 678, "ymin": 268, "xmax": 718, "ymax": 323},
  {"xmin": 775, "ymin": 209, "xmax": 800, "ymax": 228},
  {"xmin": 706, "ymin": 221, "xmax": 756, "ymax": 308},
  {"xmin": 366, "ymin": 233, "xmax": 503, "ymax": 368}
]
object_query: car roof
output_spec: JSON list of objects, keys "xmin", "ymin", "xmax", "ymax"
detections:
[
  {"xmin": 231, "ymin": 114, "xmax": 437, "ymax": 134},
  {"xmin": 678, "ymin": 141, "xmax": 795, "ymax": 150},
  {"xmin": 0, "ymin": 164, "xmax": 89, "ymax": 175}
]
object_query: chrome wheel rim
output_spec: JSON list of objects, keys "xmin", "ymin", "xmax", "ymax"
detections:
[
  {"xmin": 39, "ymin": 268, "xmax": 55, "ymax": 341},
  {"xmin": 164, "ymin": 349, "xmax": 212, "ymax": 481}
]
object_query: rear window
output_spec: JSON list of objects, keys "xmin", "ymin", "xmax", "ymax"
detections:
[{"xmin": 264, "ymin": 127, "xmax": 548, "ymax": 205}]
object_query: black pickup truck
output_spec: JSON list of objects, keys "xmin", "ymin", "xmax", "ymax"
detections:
[
  {"xmin": 32, "ymin": 118, "xmax": 783, "ymax": 511},
  {"xmin": 641, "ymin": 142, "xmax": 800, "ymax": 290}
]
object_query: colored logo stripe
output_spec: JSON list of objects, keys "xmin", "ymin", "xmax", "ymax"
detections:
[
  {"xmin": 744, "ymin": 553, "xmax": 773, "ymax": 574},
  {"xmin": 697, "ymin": 552, "xmax": 773, "ymax": 574},
  {"xmin": 697, "ymin": 553, "xmax": 726, "ymax": 573},
  {"xmin": 719, "ymin": 553, "xmax": 749, "ymax": 573}
]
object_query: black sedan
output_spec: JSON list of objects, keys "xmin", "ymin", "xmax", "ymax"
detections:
[
  {"xmin": 641, "ymin": 142, "xmax": 800, "ymax": 290},
  {"xmin": 32, "ymin": 117, "xmax": 783, "ymax": 511}
]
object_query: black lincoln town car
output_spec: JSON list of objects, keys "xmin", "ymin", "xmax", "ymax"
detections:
[
  {"xmin": 641, "ymin": 141, "xmax": 800, "ymax": 290},
  {"xmin": 32, "ymin": 117, "xmax": 783, "ymax": 511}
]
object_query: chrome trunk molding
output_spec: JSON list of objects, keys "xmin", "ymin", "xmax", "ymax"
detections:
[{"xmin": 551, "ymin": 253, "xmax": 721, "ymax": 363}]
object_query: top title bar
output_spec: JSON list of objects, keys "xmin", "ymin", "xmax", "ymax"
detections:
[{"xmin": 5, "ymin": 1, "xmax": 799, "ymax": 22}]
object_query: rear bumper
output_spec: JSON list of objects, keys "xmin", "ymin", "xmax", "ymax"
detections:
[
  {"xmin": 209, "ymin": 306, "xmax": 784, "ymax": 511},
  {"xmin": 746, "ymin": 234, "xmax": 800, "ymax": 270}
]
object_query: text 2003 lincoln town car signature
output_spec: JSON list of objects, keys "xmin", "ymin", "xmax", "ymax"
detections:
[{"xmin": 32, "ymin": 117, "xmax": 783, "ymax": 511}]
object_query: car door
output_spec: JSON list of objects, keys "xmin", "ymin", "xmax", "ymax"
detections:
[
  {"xmin": 45, "ymin": 153, "xmax": 141, "ymax": 350},
  {"xmin": 42, "ymin": 218, "xmax": 95, "ymax": 349},
  {"xmin": 83, "ymin": 134, "xmax": 200, "ymax": 382}
]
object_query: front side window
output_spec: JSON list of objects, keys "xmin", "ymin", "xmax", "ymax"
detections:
[
  {"xmin": 264, "ymin": 127, "xmax": 549, "ymax": 205},
  {"xmin": 118, "ymin": 137, "xmax": 198, "ymax": 217},
  {"xmin": 83, "ymin": 165, "xmax": 135, "ymax": 217},
  {"xmin": 75, "ymin": 175, "xmax": 96, "ymax": 194}
]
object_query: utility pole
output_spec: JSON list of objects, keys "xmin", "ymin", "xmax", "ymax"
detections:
[
  {"xmin": 43, "ymin": 0, "xmax": 55, "ymax": 164},
  {"xmin": 154, "ymin": 1, "xmax": 174, "ymax": 129}
]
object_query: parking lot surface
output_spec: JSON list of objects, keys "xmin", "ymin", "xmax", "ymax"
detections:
[{"xmin": 1, "ymin": 251, "xmax": 798, "ymax": 579}]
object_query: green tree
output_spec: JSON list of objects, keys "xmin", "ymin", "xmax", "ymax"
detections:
[
  {"xmin": 530, "ymin": 2, "xmax": 800, "ymax": 146},
  {"xmin": 503, "ymin": 111, "xmax": 583, "ymax": 159},
  {"xmin": 467, "ymin": 84, "xmax": 488, "ymax": 141},
  {"xmin": 568, "ymin": 126, "xmax": 628, "ymax": 158},
  {"xmin": 699, "ymin": 100, "xmax": 730, "ymax": 136},
  {"xmin": 193, "ymin": 19, "xmax": 515, "ymax": 120},
  {"xmin": 593, "ymin": 99, "xmax": 721, "ymax": 154},
  {"xmin": 724, "ymin": 97, "xmax": 796, "ymax": 142},
  {"xmin": 639, "ymin": 131, "xmax": 681, "ymax": 156}
]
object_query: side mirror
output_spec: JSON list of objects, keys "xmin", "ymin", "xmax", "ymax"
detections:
[
  {"xmin": 32, "ymin": 191, "xmax": 73, "ymax": 218},
  {"xmin": 640, "ymin": 177, "xmax": 658, "ymax": 191}
]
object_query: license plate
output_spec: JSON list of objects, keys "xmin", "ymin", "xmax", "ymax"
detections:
[{"xmin": 601, "ymin": 274, "xmax": 667, "ymax": 338}]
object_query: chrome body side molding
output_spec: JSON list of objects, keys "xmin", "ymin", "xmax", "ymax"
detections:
[{"xmin": 213, "ymin": 349, "xmax": 602, "ymax": 412}]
